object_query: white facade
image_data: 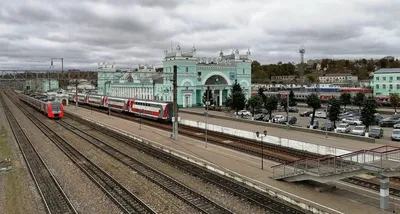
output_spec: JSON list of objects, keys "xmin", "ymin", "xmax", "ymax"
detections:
[
  {"xmin": 318, "ymin": 74, "xmax": 358, "ymax": 83},
  {"xmin": 97, "ymin": 61, "xmax": 116, "ymax": 72},
  {"xmin": 66, "ymin": 81, "xmax": 95, "ymax": 90}
]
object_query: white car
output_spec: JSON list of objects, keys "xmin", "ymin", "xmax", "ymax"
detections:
[
  {"xmin": 272, "ymin": 115, "xmax": 285, "ymax": 123},
  {"xmin": 336, "ymin": 123, "xmax": 351, "ymax": 133},
  {"xmin": 350, "ymin": 126, "xmax": 366, "ymax": 136},
  {"xmin": 234, "ymin": 110, "xmax": 251, "ymax": 117},
  {"xmin": 310, "ymin": 111, "xmax": 327, "ymax": 119},
  {"xmin": 342, "ymin": 117, "xmax": 363, "ymax": 125}
]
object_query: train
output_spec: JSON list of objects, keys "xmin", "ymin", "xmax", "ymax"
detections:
[
  {"xmin": 20, "ymin": 93, "xmax": 64, "ymax": 119},
  {"xmin": 68, "ymin": 93, "xmax": 173, "ymax": 122}
]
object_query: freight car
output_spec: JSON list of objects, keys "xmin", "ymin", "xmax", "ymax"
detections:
[{"xmin": 20, "ymin": 93, "xmax": 64, "ymax": 119}]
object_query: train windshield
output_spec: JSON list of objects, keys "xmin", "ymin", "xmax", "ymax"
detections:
[{"xmin": 52, "ymin": 102, "xmax": 61, "ymax": 111}]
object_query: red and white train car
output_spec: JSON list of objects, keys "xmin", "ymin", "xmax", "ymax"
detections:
[
  {"xmin": 68, "ymin": 93, "xmax": 88, "ymax": 104},
  {"xmin": 86, "ymin": 94, "xmax": 106, "ymax": 107},
  {"xmin": 104, "ymin": 96, "xmax": 131, "ymax": 112},
  {"xmin": 20, "ymin": 94, "xmax": 64, "ymax": 119},
  {"xmin": 130, "ymin": 99, "xmax": 172, "ymax": 122}
]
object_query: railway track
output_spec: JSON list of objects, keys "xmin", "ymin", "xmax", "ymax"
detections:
[
  {"xmin": 5, "ymin": 92, "xmax": 157, "ymax": 214},
  {"xmin": 81, "ymin": 105, "xmax": 314, "ymax": 162},
  {"xmin": 0, "ymin": 93, "xmax": 77, "ymax": 214},
  {"xmin": 76, "ymin": 103, "xmax": 400, "ymax": 197},
  {"xmin": 56, "ymin": 118, "xmax": 234, "ymax": 214},
  {"xmin": 64, "ymin": 113, "xmax": 307, "ymax": 214}
]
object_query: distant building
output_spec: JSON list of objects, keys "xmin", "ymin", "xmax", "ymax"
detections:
[
  {"xmin": 271, "ymin": 75, "xmax": 296, "ymax": 83},
  {"xmin": 318, "ymin": 73, "xmax": 358, "ymax": 84},
  {"xmin": 372, "ymin": 68, "xmax": 400, "ymax": 97},
  {"xmin": 384, "ymin": 56, "xmax": 395, "ymax": 61},
  {"xmin": 24, "ymin": 79, "xmax": 59, "ymax": 92},
  {"xmin": 316, "ymin": 63, "xmax": 321, "ymax": 71},
  {"xmin": 66, "ymin": 80, "xmax": 96, "ymax": 91},
  {"xmin": 97, "ymin": 45, "xmax": 252, "ymax": 107}
]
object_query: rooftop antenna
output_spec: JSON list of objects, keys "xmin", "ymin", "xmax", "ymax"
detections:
[{"xmin": 171, "ymin": 40, "xmax": 173, "ymax": 52}]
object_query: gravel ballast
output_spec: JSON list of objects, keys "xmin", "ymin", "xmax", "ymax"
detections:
[
  {"xmin": 0, "ymin": 93, "xmax": 45, "ymax": 214},
  {"xmin": 52, "ymin": 118, "xmax": 201, "ymax": 214},
  {"xmin": 66, "ymin": 117, "xmax": 266, "ymax": 214},
  {"xmin": 4, "ymin": 95, "xmax": 122, "ymax": 214}
]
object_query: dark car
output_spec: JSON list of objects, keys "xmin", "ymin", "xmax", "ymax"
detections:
[
  {"xmin": 279, "ymin": 116, "xmax": 297, "ymax": 125},
  {"xmin": 254, "ymin": 113, "xmax": 266, "ymax": 121},
  {"xmin": 262, "ymin": 115, "xmax": 272, "ymax": 122},
  {"xmin": 300, "ymin": 110, "xmax": 313, "ymax": 117},
  {"xmin": 307, "ymin": 120, "xmax": 319, "ymax": 129},
  {"xmin": 380, "ymin": 115, "xmax": 400, "ymax": 127},
  {"xmin": 320, "ymin": 122, "xmax": 335, "ymax": 131},
  {"xmin": 369, "ymin": 127, "xmax": 383, "ymax": 139},
  {"xmin": 288, "ymin": 107, "xmax": 299, "ymax": 113}
]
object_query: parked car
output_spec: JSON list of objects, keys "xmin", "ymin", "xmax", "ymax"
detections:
[
  {"xmin": 300, "ymin": 110, "xmax": 313, "ymax": 117},
  {"xmin": 254, "ymin": 113, "xmax": 266, "ymax": 121},
  {"xmin": 342, "ymin": 116, "xmax": 363, "ymax": 125},
  {"xmin": 307, "ymin": 120, "xmax": 319, "ymax": 129},
  {"xmin": 391, "ymin": 129, "xmax": 400, "ymax": 141},
  {"xmin": 336, "ymin": 123, "xmax": 351, "ymax": 133},
  {"xmin": 380, "ymin": 115, "xmax": 400, "ymax": 127},
  {"xmin": 288, "ymin": 107, "xmax": 299, "ymax": 113},
  {"xmin": 393, "ymin": 123, "xmax": 400, "ymax": 129},
  {"xmin": 350, "ymin": 125, "xmax": 366, "ymax": 136},
  {"xmin": 262, "ymin": 115, "xmax": 272, "ymax": 122},
  {"xmin": 279, "ymin": 116, "xmax": 297, "ymax": 125},
  {"xmin": 338, "ymin": 110, "xmax": 360, "ymax": 120},
  {"xmin": 272, "ymin": 115, "xmax": 285, "ymax": 123},
  {"xmin": 372, "ymin": 115, "xmax": 383, "ymax": 125},
  {"xmin": 369, "ymin": 127, "xmax": 384, "ymax": 139},
  {"xmin": 235, "ymin": 110, "xmax": 251, "ymax": 117},
  {"xmin": 310, "ymin": 111, "xmax": 327, "ymax": 119},
  {"xmin": 320, "ymin": 122, "xmax": 335, "ymax": 131}
]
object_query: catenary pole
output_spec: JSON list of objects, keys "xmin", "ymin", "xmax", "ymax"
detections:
[{"xmin": 172, "ymin": 65, "xmax": 178, "ymax": 140}]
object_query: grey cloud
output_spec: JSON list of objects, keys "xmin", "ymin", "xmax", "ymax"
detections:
[{"xmin": 0, "ymin": 0, "xmax": 399, "ymax": 70}]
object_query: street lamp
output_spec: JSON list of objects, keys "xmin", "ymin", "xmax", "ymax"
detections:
[
  {"xmin": 256, "ymin": 130, "xmax": 267, "ymax": 170},
  {"xmin": 325, "ymin": 104, "xmax": 329, "ymax": 138}
]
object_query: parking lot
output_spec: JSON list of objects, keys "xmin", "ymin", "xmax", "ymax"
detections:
[{"xmin": 218, "ymin": 106, "xmax": 400, "ymax": 144}]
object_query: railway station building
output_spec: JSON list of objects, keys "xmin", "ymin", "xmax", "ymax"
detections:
[{"xmin": 97, "ymin": 44, "xmax": 252, "ymax": 108}]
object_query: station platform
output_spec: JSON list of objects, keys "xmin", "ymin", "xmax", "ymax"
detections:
[
  {"xmin": 179, "ymin": 108, "xmax": 384, "ymax": 152},
  {"xmin": 63, "ymin": 105, "xmax": 394, "ymax": 214}
]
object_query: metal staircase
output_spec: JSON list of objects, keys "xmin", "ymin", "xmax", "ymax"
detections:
[{"xmin": 272, "ymin": 145, "xmax": 400, "ymax": 183}]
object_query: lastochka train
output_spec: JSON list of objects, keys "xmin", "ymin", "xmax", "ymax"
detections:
[
  {"xmin": 20, "ymin": 92, "xmax": 64, "ymax": 119},
  {"xmin": 68, "ymin": 93, "xmax": 173, "ymax": 122}
]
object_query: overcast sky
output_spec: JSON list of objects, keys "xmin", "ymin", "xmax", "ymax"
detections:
[{"xmin": 0, "ymin": 0, "xmax": 399, "ymax": 70}]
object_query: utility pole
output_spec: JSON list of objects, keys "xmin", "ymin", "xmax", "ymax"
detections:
[
  {"xmin": 172, "ymin": 65, "xmax": 178, "ymax": 140},
  {"xmin": 205, "ymin": 86, "xmax": 209, "ymax": 148},
  {"xmin": 286, "ymin": 93, "xmax": 289, "ymax": 126},
  {"xmin": 75, "ymin": 80, "xmax": 78, "ymax": 108}
]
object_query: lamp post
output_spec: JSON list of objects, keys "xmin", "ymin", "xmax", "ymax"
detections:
[
  {"xmin": 256, "ymin": 130, "xmax": 267, "ymax": 170},
  {"xmin": 205, "ymin": 78, "xmax": 219, "ymax": 148},
  {"xmin": 286, "ymin": 93, "xmax": 289, "ymax": 126}
]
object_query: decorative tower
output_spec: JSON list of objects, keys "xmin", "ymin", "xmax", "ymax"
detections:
[
  {"xmin": 176, "ymin": 43, "xmax": 182, "ymax": 57},
  {"xmin": 246, "ymin": 48, "xmax": 251, "ymax": 59},
  {"xmin": 234, "ymin": 49, "xmax": 240, "ymax": 60},
  {"xmin": 192, "ymin": 44, "xmax": 196, "ymax": 57}
]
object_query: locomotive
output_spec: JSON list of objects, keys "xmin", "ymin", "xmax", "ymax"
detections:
[
  {"xmin": 68, "ymin": 93, "xmax": 173, "ymax": 122},
  {"xmin": 20, "ymin": 93, "xmax": 64, "ymax": 119}
]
